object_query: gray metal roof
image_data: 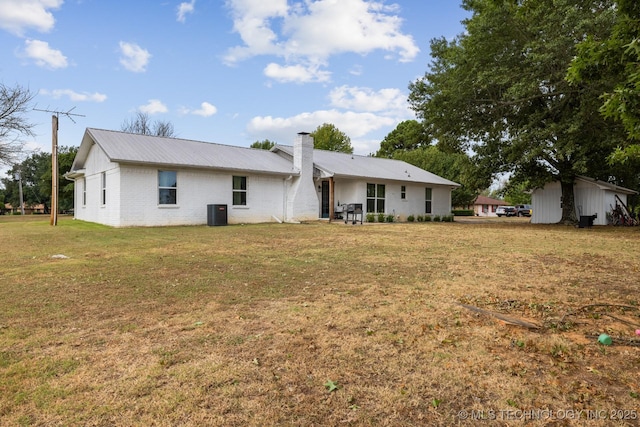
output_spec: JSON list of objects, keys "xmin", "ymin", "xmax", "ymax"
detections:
[
  {"xmin": 576, "ymin": 176, "xmax": 638, "ymax": 195},
  {"xmin": 274, "ymin": 145, "xmax": 460, "ymax": 187},
  {"xmin": 71, "ymin": 128, "xmax": 297, "ymax": 175},
  {"xmin": 69, "ymin": 128, "xmax": 459, "ymax": 187}
]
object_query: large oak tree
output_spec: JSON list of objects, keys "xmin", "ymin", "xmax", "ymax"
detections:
[
  {"xmin": 567, "ymin": 0, "xmax": 640, "ymax": 211},
  {"xmin": 409, "ymin": 0, "xmax": 625, "ymax": 223}
]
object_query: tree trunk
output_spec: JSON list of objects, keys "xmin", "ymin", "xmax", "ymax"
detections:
[{"xmin": 560, "ymin": 179, "xmax": 578, "ymax": 224}]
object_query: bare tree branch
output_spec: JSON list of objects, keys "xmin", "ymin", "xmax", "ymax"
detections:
[
  {"xmin": 0, "ymin": 83, "xmax": 36, "ymax": 166},
  {"xmin": 121, "ymin": 112, "xmax": 176, "ymax": 137}
]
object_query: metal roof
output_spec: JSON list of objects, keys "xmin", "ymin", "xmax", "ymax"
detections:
[
  {"xmin": 69, "ymin": 128, "xmax": 460, "ymax": 187},
  {"xmin": 71, "ymin": 128, "xmax": 297, "ymax": 176},
  {"xmin": 576, "ymin": 176, "xmax": 638, "ymax": 195},
  {"xmin": 274, "ymin": 145, "xmax": 460, "ymax": 187}
]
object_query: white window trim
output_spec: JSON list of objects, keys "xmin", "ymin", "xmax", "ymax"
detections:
[
  {"xmin": 425, "ymin": 187, "xmax": 433, "ymax": 214},
  {"xmin": 158, "ymin": 170, "xmax": 178, "ymax": 206},
  {"xmin": 366, "ymin": 183, "xmax": 386, "ymax": 213},
  {"xmin": 232, "ymin": 176, "xmax": 248, "ymax": 207},
  {"xmin": 81, "ymin": 178, "xmax": 86, "ymax": 207},
  {"xmin": 101, "ymin": 172, "xmax": 106, "ymax": 206}
]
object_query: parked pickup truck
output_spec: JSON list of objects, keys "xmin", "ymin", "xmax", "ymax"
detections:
[
  {"xmin": 514, "ymin": 204, "xmax": 532, "ymax": 217},
  {"xmin": 496, "ymin": 206, "xmax": 516, "ymax": 217}
]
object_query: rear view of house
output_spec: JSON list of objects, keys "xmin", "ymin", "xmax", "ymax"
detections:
[{"xmin": 65, "ymin": 129, "xmax": 459, "ymax": 227}]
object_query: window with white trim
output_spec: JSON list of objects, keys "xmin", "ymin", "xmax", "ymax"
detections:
[
  {"xmin": 233, "ymin": 176, "xmax": 247, "ymax": 206},
  {"xmin": 101, "ymin": 172, "xmax": 106, "ymax": 205},
  {"xmin": 425, "ymin": 187, "xmax": 432, "ymax": 214},
  {"xmin": 82, "ymin": 178, "xmax": 86, "ymax": 206},
  {"xmin": 401, "ymin": 185, "xmax": 406, "ymax": 200},
  {"xmin": 158, "ymin": 170, "xmax": 177, "ymax": 205},
  {"xmin": 366, "ymin": 183, "xmax": 385, "ymax": 213}
]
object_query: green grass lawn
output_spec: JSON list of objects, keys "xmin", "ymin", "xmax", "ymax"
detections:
[{"xmin": 1, "ymin": 217, "xmax": 639, "ymax": 426}]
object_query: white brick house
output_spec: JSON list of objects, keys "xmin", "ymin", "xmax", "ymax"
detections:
[{"xmin": 65, "ymin": 128, "xmax": 460, "ymax": 227}]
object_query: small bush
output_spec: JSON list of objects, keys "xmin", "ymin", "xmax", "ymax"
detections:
[
  {"xmin": 416, "ymin": 215, "xmax": 424, "ymax": 222},
  {"xmin": 386, "ymin": 214, "xmax": 394, "ymax": 223},
  {"xmin": 451, "ymin": 209, "xmax": 474, "ymax": 216},
  {"xmin": 366, "ymin": 213, "xmax": 375, "ymax": 223},
  {"xmin": 424, "ymin": 215, "xmax": 432, "ymax": 222},
  {"xmin": 377, "ymin": 213, "xmax": 385, "ymax": 223},
  {"xmin": 407, "ymin": 215, "xmax": 415, "ymax": 222},
  {"xmin": 442, "ymin": 215, "xmax": 454, "ymax": 222},
  {"xmin": 433, "ymin": 215, "xmax": 441, "ymax": 222}
]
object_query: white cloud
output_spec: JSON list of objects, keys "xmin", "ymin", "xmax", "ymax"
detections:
[
  {"xmin": 139, "ymin": 99, "xmax": 168, "ymax": 114},
  {"xmin": 0, "ymin": 0, "xmax": 63, "ymax": 36},
  {"xmin": 329, "ymin": 85, "xmax": 409, "ymax": 114},
  {"xmin": 224, "ymin": 0, "xmax": 419, "ymax": 67},
  {"xmin": 192, "ymin": 102, "xmax": 217, "ymax": 117},
  {"xmin": 119, "ymin": 41, "xmax": 151, "ymax": 73},
  {"xmin": 40, "ymin": 89, "xmax": 107, "ymax": 102},
  {"xmin": 263, "ymin": 63, "xmax": 330, "ymax": 83},
  {"xmin": 23, "ymin": 39, "xmax": 67, "ymax": 69},
  {"xmin": 248, "ymin": 109, "xmax": 395, "ymax": 141},
  {"xmin": 177, "ymin": 0, "xmax": 196, "ymax": 23},
  {"xmin": 224, "ymin": 0, "xmax": 288, "ymax": 64},
  {"xmin": 179, "ymin": 101, "xmax": 218, "ymax": 117},
  {"xmin": 247, "ymin": 109, "xmax": 399, "ymax": 155},
  {"xmin": 245, "ymin": 83, "xmax": 416, "ymax": 154}
]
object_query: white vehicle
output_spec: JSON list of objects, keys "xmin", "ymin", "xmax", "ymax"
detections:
[{"xmin": 496, "ymin": 206, "xmax": 516, "ymax": 217}]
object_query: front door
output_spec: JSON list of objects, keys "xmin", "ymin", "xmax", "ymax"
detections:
[{"xmin": 321, "ymin": 181, "xmax": 330, "ymax": 218}]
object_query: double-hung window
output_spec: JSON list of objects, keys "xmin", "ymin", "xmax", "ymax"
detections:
[
  {"xmin": 233, "ymin": 176, "xmax": 247, "ymax": 206},
  {"xmin": 158, "ymin": 171, "xmax": 177, "ymax": 205},
  {"xmin": 101, "ymin": 172, "xmax": 106, "ymax": 205},
  {"xmin": 425, "ymin": 187, "xmax": 432, "ymax": 214},
  {"xmin": 366, "ymin": 183, "xmax": 385, "ymax": 213},
  {"xmin": 82, "ymin": 178, "xmax": 86, "ymax": 206},
  {"xmin": 401, "ymin": 185, "xmax": 406, "ymax": 200}
]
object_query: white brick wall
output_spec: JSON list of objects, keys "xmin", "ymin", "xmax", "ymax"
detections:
[
  {"xmin": 114, "ymin": 165, "xmax": 288, "ymax": 226},
  {"xmin": 74, "ymin": 143, "xmax": 120, "ymax": 226},
  {"xmin": 333, "ymin": 178, "xmax": 453, "ymax": 220}
]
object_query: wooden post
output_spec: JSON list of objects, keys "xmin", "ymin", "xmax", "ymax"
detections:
[
  {"xmin": 50, "ymin": 114, "xmax": 58, "ymax": 226},
  {"xmin": 16, "ymin": 171, "xmax": 25, "ymax": 215}
]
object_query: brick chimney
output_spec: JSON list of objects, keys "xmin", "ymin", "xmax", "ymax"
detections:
[{"xmin": 286, "ymin": 132, "xmax": 319, "ymax": 221}]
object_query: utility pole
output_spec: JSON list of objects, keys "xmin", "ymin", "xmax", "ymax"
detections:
[
  {"xmin": 34, "ymin": 107, "xmax": 84, "ymax": 226},
  {"xmin": 15, "ymin": 171, "xmax": 25, "ymax": 215},
  {"xmin": 51, "ymin": 114, "xmax": 58, "ymax": 225}
]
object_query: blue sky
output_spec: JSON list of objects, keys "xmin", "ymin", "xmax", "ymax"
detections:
[{"xmin": 0, "ymin": 0, "xmax": 469, "ymax": 168}]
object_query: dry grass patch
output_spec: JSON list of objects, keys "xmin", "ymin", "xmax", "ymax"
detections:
[{"xmin": 1, "ymin": 217, "xmax": 639, "ymax": 426}]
